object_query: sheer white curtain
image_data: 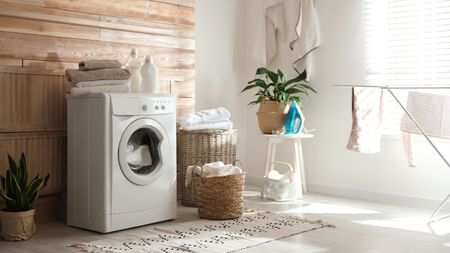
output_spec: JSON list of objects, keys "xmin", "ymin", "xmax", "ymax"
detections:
[{"xmin": 365, "ymin": 0, "xmax": 450, "ymax": 135}]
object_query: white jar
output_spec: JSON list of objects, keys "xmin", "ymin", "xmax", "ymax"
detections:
[
  {"xmin": 125, "ymin": 48, "xmax": 143, "ymax": 92},
  {"xmin": 140, "ymin": 55, "xmax": 159, "ymax": 94}
]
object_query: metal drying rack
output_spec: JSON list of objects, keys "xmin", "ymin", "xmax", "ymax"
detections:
[{"xmin": 335, "ymin": 84, "xmax": 450, "ymax": 223}]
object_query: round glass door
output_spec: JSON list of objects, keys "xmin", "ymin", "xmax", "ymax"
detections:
[{"xmin": 118, "ymin": 118, "xmax": 168, "ymax": 185}]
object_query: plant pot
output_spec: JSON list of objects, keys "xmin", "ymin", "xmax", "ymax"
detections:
[
  {"xmin": 0, "ymin": 209, "xmax": 36, "ymax": 241},
  {"xmin": 256, "ymin": 101, "xmax": 286, "ymax": 134}
]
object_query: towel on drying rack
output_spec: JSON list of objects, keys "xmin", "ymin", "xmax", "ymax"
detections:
[
  {"xmin": 346, "ymin": 87, "xmax": 384, "ymax": 153},
  {"xmin": 400, "ymin": 91, "xmax": 450, "ymax": 167}
]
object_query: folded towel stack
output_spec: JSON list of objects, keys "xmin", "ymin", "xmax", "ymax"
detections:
[
  {"xmin": 185, "ymin": 161, "xmax": 243, "ymax": 186},
  {"xmin": 178, "ymin": 107, "xmax": 233, "ymax": 131},
  {"xmin": 66, "ymin": 59, "xmax": 132, "ymax": 95}
]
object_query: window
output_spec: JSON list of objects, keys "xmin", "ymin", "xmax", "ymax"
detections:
[{"xmin": 365, "ymin": 0, "xmax": 450, "ymax": 135}]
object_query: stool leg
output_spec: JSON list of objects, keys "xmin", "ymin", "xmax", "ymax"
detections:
[
  {"xmin": 261, "ymin": 140, "xmax": 274, "ymax": 198},
  {"xmin": 293, "ymin": 141, "xmax": 303, "ymax": 199},
  {"xmin": 297, "ymin": 139, "xmax": 307, "ymax": 194}
]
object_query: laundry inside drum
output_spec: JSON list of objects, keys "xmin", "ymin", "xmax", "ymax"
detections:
[{"xmin": 126, "ymin": 127, "xmax": 161, "ymax": 175}]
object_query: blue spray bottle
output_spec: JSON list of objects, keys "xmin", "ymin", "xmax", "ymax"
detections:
[{"xmin": 284, "ymin": 100, "xmax": 305, "ymax": 135}]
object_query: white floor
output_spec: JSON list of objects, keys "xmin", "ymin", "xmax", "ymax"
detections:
[{"xmin": 1, "ymin": 190, "xmax": 450, "ymax": 252}]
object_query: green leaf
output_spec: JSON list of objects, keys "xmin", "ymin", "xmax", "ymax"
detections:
[
  {"xmin": 277, "ymin": 69, "xmax": 284, "ymax": 81},
  {"xmin": 0, "ymin": 175, "xmax": 5, "ymax": 191},
  {"xmin": 247, "ymin": 78, "xmax": 264, "ymax": 84},
  {"xmin": 240, "ymin": 84, "xmax": 259, "ymax": 93},
  {"xmin": 284, "ymin": 71, "xmax": 307, "ymax": 86},
  {"xmin": 19, "ymin": 153, "xmax": 28, "ymax": 190},
  {"xmin": 0, "ymin": 190, "xmax": 16, "ymax": 211},
  {"xmin": 300, "ymin": 83, "xmax": 318, "ymax": 93},
  {"xmin": 7, "ymin": 154, "xmax": 18, "ymax": 177},
  {"xmin": 256, "ymin": 67, "xmax": 278, "ymax": 83},
  {"xmin": 285, "ymin": 87, "xmax": 306, "ymax": 95}
]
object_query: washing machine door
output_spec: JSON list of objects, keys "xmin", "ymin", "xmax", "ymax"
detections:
[{"xmin": 118, "ymin": 118, "xmax": 169, "ymax": 186}]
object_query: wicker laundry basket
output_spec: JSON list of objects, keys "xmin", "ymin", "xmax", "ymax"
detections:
[
  {"xmin": 177, "ymin": 129, "xmax": 238, "ymax": 207},
  {"xmin": 196, "ymin": 164, "xmax": 245, "ymax": 220}
]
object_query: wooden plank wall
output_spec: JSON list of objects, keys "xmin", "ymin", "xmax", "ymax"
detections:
[{"xmin": 0, "ymin": 0, "xmax": 195, "ymax": 222}]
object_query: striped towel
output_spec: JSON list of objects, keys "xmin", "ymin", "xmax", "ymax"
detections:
[{"xmin": 400, "ymin": 91, "xmax": 450, "ymax": 167}]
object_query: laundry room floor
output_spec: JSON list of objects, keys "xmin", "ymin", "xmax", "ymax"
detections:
[{"xmin": 1, "ymin": 190, "xmax": 450, "ymax": 253}]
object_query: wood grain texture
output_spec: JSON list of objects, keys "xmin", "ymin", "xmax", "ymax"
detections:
[
  {"xmin": 0, "ymin": 8, "xmax": 194, "ymax": 39},
  {"xmin": 155, "ymin": 0, "xmax": 195, "ymax": 8},
  {"xmin": 0, "ymin": 0, "xmax": 195, "ymax": 222},
  {"xmin": 100, "ymin": 16, "xmax": 195, "ymax": 38},
  {"xmin": 176, "ymin": 97, "xmax": 195, "ymax": 117},
  {"xmin": 45, "ymin": 0, "xmax": 195, "ymax": 27},
  {"xmin": 0, "ymin": 131, "xmax": 66, "ymax": 196},
  {"xmin": 0, "ymin": 71, "xmax": 68, "ymax": 132},
  {"xmin": 0, "ymin": 1, "xmax": 99, "ymax": 20},
  {"xmin": 172, "ymin": 79, "xmax": 195, "ymax": 98},
  {"xmin": 23, "ymin": 60, "xmax": 78, "ymax": 70},
  {"xmin": 0, "ymin": 58, "xmax": 22, "ymax": 67},
  {"xmin": 3, "ymin": 0, "xmax": 44, "ymax": 6},
  {"xmin": 34, "ymin": 194, "xmax": 63, "ymax": 223},
  {"xmin": 100, "ymin": 29, "xmax": 195, "ymax": 50},
  {"xmin": 0, "ymin": 16, "xmax": 99, "ymax": 40},
  {"xmin": 0, "ymin": 32, "xmax": 195, "ymax": 69}
]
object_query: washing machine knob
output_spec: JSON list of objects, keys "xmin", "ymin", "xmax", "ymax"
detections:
[
  {"xmin": 155, "ymin": 105, "xmax": 159, "ymax": 110},
  {"xmin": 142, "ymin": 104, "xmax": 148, "ymax": 111},
  {"xmin": 161, "ymin": 105, "xmax": 166, "ymax": 110}
]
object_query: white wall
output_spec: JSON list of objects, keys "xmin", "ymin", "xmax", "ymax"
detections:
[{"xmin": 196, "ymin": 0, "xmax": 450, "ymax": 207}]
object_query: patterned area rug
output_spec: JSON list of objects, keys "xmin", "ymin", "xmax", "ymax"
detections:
[{"xmin": 70, "ymin": 212, "xmax": 334, "ymax": 253}]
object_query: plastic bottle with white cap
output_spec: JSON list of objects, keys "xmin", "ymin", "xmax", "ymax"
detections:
[
  {"xmin": 125, "ymin": 48, "xmax": 143, "ymax": 92},
  {"xmin": 140, "ymin": 55, "xmax": 159, "ymax": 94}
]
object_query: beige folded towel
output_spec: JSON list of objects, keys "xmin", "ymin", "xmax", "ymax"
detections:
[
  {"xmin": 66, "ymin": 68, "xmax": 131, "ymax": 84},
  {"xmin": 70, "ymin": 84, "xmax": 130, "ymax": 96},
  {"xmin": 75, "ymin": 79, "xmax": 131, "ymax": 88},
  {"xmin": 78, "ymin": 59, "xmax": 122, "ymax": 71}
]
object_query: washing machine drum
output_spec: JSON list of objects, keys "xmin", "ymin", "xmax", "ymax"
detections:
[{"xmin": 118, "ymin": 118, "xmax": 169, "ymax": 186}]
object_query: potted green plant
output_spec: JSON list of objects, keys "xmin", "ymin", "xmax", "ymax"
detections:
[
  {"xmin": 241, "ymin": 68, "xmax": 317, "ymax": 134},
  {"xmin": 0, "ymin": 153, "xmax": 49, "ymax": 241}
]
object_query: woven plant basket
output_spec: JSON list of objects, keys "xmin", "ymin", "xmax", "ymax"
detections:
[
  {"xmin": 196, "ymin": 169, "xmax": 245, "ymax": 220},
  {"xmin": 177, "ymin": 129, "xmax": 238, "ymax": 207}
]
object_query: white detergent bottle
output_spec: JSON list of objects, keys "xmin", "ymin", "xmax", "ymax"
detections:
[
  {"xmin": 140, "ymin": 55, "xmax": 159, "ymax": 94},
  {"xmin": 125, "ymin": 48, "xmax": 143, "ymax": 92}
]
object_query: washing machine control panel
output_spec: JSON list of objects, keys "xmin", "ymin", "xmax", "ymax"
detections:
[{"xmin": 139, "ymin": 97, "xmax": 174, "ymax": 115}]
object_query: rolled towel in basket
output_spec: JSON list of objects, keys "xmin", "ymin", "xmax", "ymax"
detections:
[
  {"xmin": 185, "ymin": 161, "xmax": 243, "ymax": 186},
  {"xmin": 79, "ymin": 59, "xmax": 122, "ymax": 71}
]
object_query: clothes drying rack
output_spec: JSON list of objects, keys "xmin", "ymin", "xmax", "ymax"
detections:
[{"xmin": 335, "ymin": 84, "xmax": 450, "ymax": 223}]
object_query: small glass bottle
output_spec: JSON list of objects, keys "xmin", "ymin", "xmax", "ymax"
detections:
[{"xmin": 125, "ymin": 48, "xmax": 143, "ymax": 92}]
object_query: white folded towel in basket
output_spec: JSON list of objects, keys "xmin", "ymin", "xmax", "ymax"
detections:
[
  {"xmin": 185, "ymin": 161, "xmax": 243, "ymax": 186},
  {"xmin": 179, "ymin": 107, "xmax": 231, "ymax": 126}
]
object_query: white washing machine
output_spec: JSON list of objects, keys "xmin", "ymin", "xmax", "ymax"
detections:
[{"xmin": 67, "ymin": 93, "xmax": 176, "ymax": 233}]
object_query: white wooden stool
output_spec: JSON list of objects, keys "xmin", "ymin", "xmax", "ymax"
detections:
[{"xmin": 261, "ymin": 133, "xmax": 313, "ymax": 199}]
